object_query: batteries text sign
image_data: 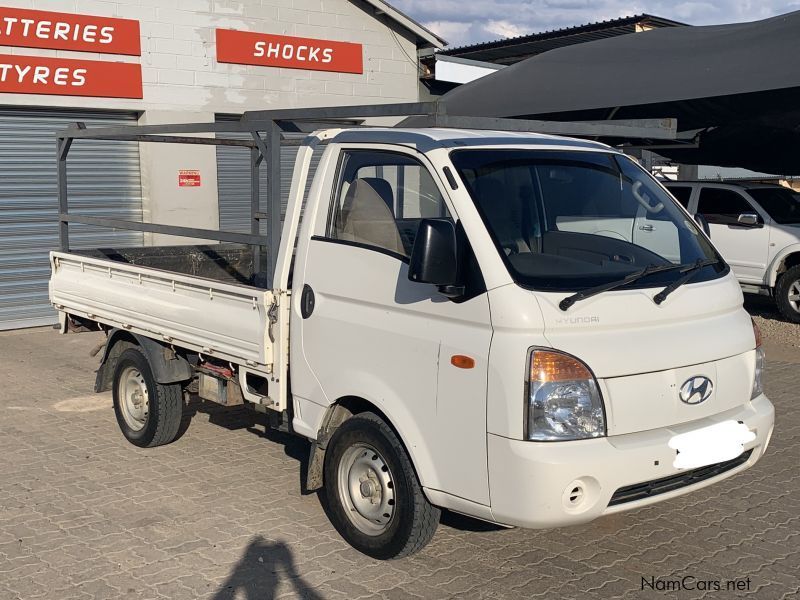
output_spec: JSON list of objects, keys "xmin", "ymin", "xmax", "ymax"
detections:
[{"xmin": 0, "ymin": 6, "xmax": 141, "ymax": 55}]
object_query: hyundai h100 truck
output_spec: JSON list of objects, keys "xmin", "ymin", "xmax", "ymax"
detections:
[{"xmin": 49, "ymin": 105, "xmax": 774, "ymax": 559}]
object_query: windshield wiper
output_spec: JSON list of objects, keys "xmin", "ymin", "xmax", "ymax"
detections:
[
  {"xmin": 559, "ymin": 262, "xmax": 689, "ymax": 311},
  {"xmin": 653, "ymin": 258, "xmax": 722, "ymax": 305}
]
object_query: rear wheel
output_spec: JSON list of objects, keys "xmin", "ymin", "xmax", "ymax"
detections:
[
  {"xmin": 323, "ymin": 412, "xmax": 440, "ymax": 559},
  {"xmin": 112, "ymin": 347, "xmax": 183, "ymax": 448},
  {"xmin": 775, "ymin": 265, "xmax": 800, "ymax": 323}
]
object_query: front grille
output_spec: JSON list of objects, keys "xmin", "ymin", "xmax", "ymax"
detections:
[{"xmin": 608, "ymin": 449, "xmax": 753, "ymax": 507}]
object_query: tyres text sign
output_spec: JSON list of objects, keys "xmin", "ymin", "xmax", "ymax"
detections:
[
  {"xmin": 216, "ymin": 29, "xmax": 363, "ymax": 74},
  {"xmin": 0, "ymin": 7, "xmax": 141, "ymax": 55},
  {"xmin": 0, "ymin": 54, "xmax": 143, "ymax": 98}
]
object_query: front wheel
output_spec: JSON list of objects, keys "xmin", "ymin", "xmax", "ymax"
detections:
[
  {"xmin": 323, "ymin": 412, "xmax": 440, "ymax": 559},
  {"xmin": 775, "ymin": 265, "xmax": 800, "ymax": 323}
]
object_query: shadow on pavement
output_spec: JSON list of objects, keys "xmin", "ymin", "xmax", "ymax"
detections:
[
  {"xmin": 178, "ymin": 396, "xmax": 311, "ymax": 491},
  {"xmin": 440, "ymin": 510, "xmax": 507, "ymax": 533},
  {"xmin": 180, "ymin": 399, "xmax": 510, "ymax": 537},
  {"xmin": 212, "ymin": 535, "xmax": 323, "ymax": 600},
  {"xmin": 743, "ymin": 293, "xmax": 780, "ymax": 319}
]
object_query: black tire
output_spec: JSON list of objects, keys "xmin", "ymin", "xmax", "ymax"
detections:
[
  {"xmin": 323, "ymin": 412, "xmax": 439, "ymax": 559},
  {"xmin": 775, "ymin": 265, "xmax": 800, "ymax": 324},
  {"xmin": 112, "ymin": 347, "xmax": 183, "ymax": 448}
]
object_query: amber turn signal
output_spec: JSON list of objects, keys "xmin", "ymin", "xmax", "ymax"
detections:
[
  {"xmin": 530, "ymin": 350, "xmax": 592, "ymax": 382},
  {"xmin": 451, "ymin": 355, "xmax": 475, "ymax": 369}
]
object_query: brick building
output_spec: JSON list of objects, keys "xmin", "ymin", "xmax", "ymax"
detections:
[{"xmin": 0, "ymin": 0, "xmax": 444, "ymax": 329}]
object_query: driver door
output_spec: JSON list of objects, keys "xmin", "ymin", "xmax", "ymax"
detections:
[{"xmin": 292, "ymin": 146, "xmax": 493, "ymax": 505}]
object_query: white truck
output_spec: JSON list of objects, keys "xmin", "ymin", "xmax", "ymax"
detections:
[
  {"xmin": 665, "ymin": 181, "xmax": 800, "ymax": 322},
  {"xmin": 50, "ymin": 106, "xmax": 774, "ymax": 559}
]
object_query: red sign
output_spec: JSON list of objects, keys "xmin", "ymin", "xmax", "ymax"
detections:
[
  {"xmin": 0, "ymin": 54, "xmax": 142, "ymax": 98},
  {"xmin": 0, "ymin": 7, "xmax": 140, "ymax": 56},
  {"xmin": 178, "ymin": 170, "xmax": 201, "ymax": 187},
  {"xmin": 216, "ymin": 29, "xmax": 363, "ymax": 74}
]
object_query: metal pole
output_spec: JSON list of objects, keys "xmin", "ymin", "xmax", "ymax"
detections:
[
  {"xmin": 265, "ymin": 121, "xmax": 282, "ymax": 285},
  {"xmin": 56, "ymin": 137, "xmax": 73, "ymax": 251},
  {"xmin": 250, "ymin": 146, "xmax": 262, "ymax": 277},
  {"xmin": 60, "ymin": 214, "xmax": 268, "ymax": 245}
]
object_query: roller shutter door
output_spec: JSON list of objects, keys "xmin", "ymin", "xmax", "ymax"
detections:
[
  {"xmin": 0, "ymin": 109, "xmax": 143, "ymax": 330},
  {"xmin": 216, "ymin": 115, "xmax": 323, "ymax": 240}
]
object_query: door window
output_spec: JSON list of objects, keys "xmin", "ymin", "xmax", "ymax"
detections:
[
  {"xmin": 697, "ymin": 188, "xmax": 758, "ymax": 225},
  {"xmin": 329, "ymin": 151, "xmax": 451, "ymax": 257}
]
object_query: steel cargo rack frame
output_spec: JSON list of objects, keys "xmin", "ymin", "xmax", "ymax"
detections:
[{"xmin": 56, "ymin": 101, "xmax": 677, "ymax": 285}]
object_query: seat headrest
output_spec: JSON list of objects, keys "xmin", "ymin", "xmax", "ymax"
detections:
[
  {"xmin": 359, "ymin": 177, "xmax": 394, "ymax": 212},
  {"xmin": 338, "ymin": 178, "xmax": 405, "ymax": 255}
]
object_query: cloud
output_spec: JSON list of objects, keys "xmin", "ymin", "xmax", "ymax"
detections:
[
  {"xmin": 484, "ymin": 20, "xmax": 528, "ymax": 38},
  {"xmin": 393, "ymin": 0, "xmax": 800, "ymax": 46}
]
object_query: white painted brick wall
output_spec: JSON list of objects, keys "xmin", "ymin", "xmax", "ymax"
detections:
[{"xmin": 0, "ymin": 0, "xmax": 429, "ymax": 114}]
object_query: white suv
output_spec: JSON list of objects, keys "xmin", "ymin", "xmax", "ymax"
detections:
[{"xmin": 665, "ymin": 181, "xmax": 800, "ymax": 322}]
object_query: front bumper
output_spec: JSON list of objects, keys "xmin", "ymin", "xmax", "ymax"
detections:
[{"xmin": 487, "ymin": 394, "xmax": 774, "ymax": 528}]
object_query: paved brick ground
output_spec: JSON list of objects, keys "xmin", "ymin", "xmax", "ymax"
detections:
[{"xmin": 0, "ymin": 327, "xmax": 798, "ymax": 600}]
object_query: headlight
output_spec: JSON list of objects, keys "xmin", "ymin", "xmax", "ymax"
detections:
[
  {"xmin": 526, "ymin": 349, "xmax": 606, "ymax": 441},
  {"xmin": 752, "ymin": 319, "xmax": 765, "ymax": 399}
]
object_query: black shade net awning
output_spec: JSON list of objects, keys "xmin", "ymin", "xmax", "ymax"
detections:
[{"xmin": 440, "ymin": 11, "xmax": 800, "ymax": 174}]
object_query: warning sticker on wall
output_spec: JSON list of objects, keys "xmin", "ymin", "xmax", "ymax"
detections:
[{"xmin": 178, "ymin": 170, "xmax": 201, "ymax": 187}]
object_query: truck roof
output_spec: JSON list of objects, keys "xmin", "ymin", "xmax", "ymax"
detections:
[
  {"xmin": 663, "ymin": 180, "xmax": 789, "ymax": 189},
  {"xmin": 329, "ymin": 127, "xmax": 616, "ymax": 153}
]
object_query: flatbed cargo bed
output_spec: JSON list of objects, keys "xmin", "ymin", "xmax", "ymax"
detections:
[
  {"xmin": 50, "ymin": 248, "xmax": 275, "ymax": 370},
  {"xmin": 73, "ymin": 244, "xmax": 268, "ymax": 288}
]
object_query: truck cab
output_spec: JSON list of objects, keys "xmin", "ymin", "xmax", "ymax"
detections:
[
  {"xmin": 665, "ymin": 181, "xmax": 800, "ymax": 322},
  {"xmin": 291, "ymin": 129, "xmax": 772, "ymax": 542},
  {"xmin": 50, "ymin": 115, "xmax": 774, "ymax": 559}
]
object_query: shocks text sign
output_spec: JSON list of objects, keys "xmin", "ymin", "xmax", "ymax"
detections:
[{"xmin": 216, "ymin": 29, "xmax": 363, "ymax": 74}]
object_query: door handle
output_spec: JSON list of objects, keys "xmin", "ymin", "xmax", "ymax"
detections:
[
  {"xmin": 638, "ymin": 224, "xmax": 655, "ymax": 232},
  {"xmin": 300, "ymin": 284, "xmax": 315, "ymax": 319}
]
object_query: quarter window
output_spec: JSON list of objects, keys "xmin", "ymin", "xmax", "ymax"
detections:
[{"xmin": 329, "ymin": 151, "xmax": 451, "ymax": 257}]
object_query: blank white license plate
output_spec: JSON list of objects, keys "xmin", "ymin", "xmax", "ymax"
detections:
[{"xmin": 668, "ymin": 420, "xmax": 756, "ymax": 470}]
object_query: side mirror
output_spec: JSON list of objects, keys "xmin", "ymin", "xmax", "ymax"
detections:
[
  {"xmin": 694, "ymin": 213, "xmax": 711, "ymax": 237},
  {"xmin": 737, "ymin": 213, "xmax": 760, "ymax": 227},
  {"xmin": 408, "ymin": 219, "xmax": 463, "ymax": 297}
]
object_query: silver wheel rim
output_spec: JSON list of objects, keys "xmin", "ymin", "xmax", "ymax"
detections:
[
  {"xmin": 118, "ymin": 366, "xmax": 149, "ymax": 432},
  {"xmin": 337, "ymin": 444, "xmax": 396, "ymax": 536},
  {"xmin": 788, "ymin": 280, "xmax": 800, "ymax": 313}
]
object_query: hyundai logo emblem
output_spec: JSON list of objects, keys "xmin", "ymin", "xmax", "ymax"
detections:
[{"xmin": 679, "ymin": 376, "xmax": 713, "ymax": 405}]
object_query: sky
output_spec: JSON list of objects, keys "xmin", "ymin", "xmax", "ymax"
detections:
[{"xmin": 390, "ymin": 0, "xmax": 800, "ymax": 47}]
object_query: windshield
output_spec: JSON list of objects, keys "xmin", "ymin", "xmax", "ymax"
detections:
[
  {"xmin": 451, "ymin": 149, "xmax": 725, "ymax": 292},
  {"xmin": 747, "ymin": 187, "xmax": 800, "ymax": 224}
]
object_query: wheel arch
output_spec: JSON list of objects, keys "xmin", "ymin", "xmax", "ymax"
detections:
[
  {"xmin": 95, "ymin": 329, "xmax": 193, "ymax": 392},
  {"xmin": 768, "ymin": 246, "xmax": 800, "ymax": 288},
  {"xmin": 305, "ymin": 394, "xmax": 435, "ymax": 496}
]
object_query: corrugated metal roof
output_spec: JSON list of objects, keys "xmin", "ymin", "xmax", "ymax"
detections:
[{"xmin": 439, "ymin": 14, "xmax": 686, "ymax": 64}]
